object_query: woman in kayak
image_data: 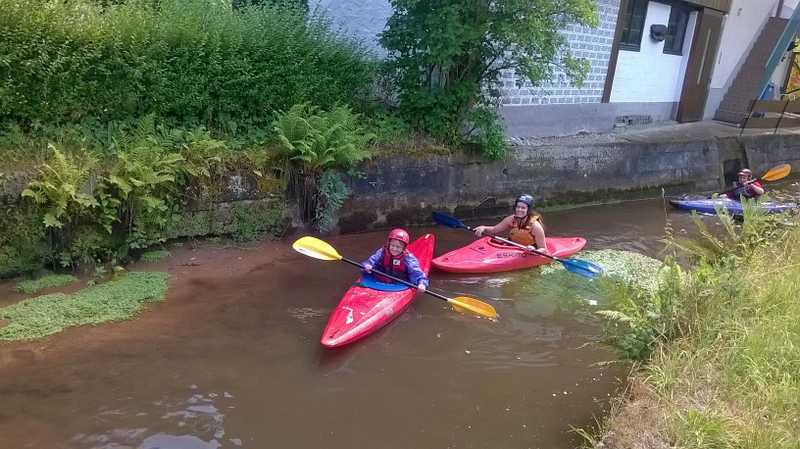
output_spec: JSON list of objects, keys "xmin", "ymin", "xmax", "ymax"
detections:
[
  {"xmin": 472, "ymin": 194, "xmax": 548, "ymax": 253},
  {"xmin": 724, "ymin": 168, "xmax": 765, "ymax": 199},
  {"xmin": 363, "ymin": 228, "xmax": 429, "ymax": 292}
]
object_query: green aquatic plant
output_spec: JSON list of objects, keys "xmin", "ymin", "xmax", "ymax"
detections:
[
  {"xmin": 0, "ymin": 271, "xmax": 168, "ymax": 341},
  {"xmin": 540, "ymin": 249, "xmax": 666, "ymax": 293},
  {"xmin": 140, "ymin": 250, "xmax": 171, "ymax": 262},
  {"xmin": 506, "ymin": 249, "xmax": 665, "ymax": 324},
  {"xmin": 509, "ymin": 248, "xmax": 673, "ymax": 360},
  {"xmin": 15, "ymin": 274, "xmax": 78, "ymax": 294}
]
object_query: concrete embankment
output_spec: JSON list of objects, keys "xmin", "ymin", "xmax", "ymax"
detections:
[{"xmin": 338, "ymin": 126, "xmax": 800, "ymax": 232}]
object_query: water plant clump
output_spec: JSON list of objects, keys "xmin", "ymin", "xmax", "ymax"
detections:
[
  {"xmin": 540, "ymin": 249, "xmax": 665, "ymax": 293},
  {"xmin": 140, "ymin": 250, "xmax": 171, "ymax": 263},
  {"xmin": 0, "ymin": 271, "xmax": 168, "ymax": 341},
  {"xmin": 15, "ymin": 274, "xmax": 78, "ymax": 294}
]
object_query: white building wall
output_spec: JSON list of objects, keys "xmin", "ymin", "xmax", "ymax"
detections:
[
  {"xmin": 709, "ymin": 0, "xmax": 778, "ymax": 92},
  {"xmin": 610, "ymin": 1, "xmax": 696, "ymax": 104},
  {"xmin": 703, "ymin": 0, "xmax": 788, "ymax": 117},
  {"xmin": 780, "ymin": 0, "xmax": 800, "ymax": 18}
]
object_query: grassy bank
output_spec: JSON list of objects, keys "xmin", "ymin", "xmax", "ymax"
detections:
[
  {"xmin": 16, "ymin": 274, "xmax": 78, "ymax": 294},
  {"xmin": 0, "ymin": 271, "xmax": 168, "ymax": 341},
  {"xmin": 589, "ymin": 207, "xmax": 800, "ymax": 448}
]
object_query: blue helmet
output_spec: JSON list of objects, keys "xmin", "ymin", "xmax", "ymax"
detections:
[{"xmin": 515, "ymin": 194, "xmax": 534, "ymax": 209}]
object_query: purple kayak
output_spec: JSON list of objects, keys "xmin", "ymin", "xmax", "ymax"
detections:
[{"xmin": 669, "ymin": 197, "xmax": 796, "ymax": 216}]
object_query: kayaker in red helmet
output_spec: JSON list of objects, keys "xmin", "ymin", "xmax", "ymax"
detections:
[
  {"xmin": 363, "ymin": 228, "xmax": 429, "ymax": 292},
  {"xmin": 724, "ymin": 168, "xmax": 765, "ymax": 199},
  {"xmin": 472, "ymin": 194, "xmax": 548, "ymax": 253}
]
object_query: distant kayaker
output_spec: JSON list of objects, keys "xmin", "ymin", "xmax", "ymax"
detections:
[
  {"xmin": 724, "ymin": 168, "xmax": 765, "ymax": 200},
  {"xmin": 363, "ymin": 228, "xmax": 429, "ymax": 292},
  {"xmin": 472, "ymin": 194, "xmax": 548, "ymax": 253}
]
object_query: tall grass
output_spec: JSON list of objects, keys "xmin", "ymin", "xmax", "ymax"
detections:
[
  {"xmin": 0, "ymin": 0, "xmax": 375, "ymax": 128},
  {"xmin": 593, "ymin": 206, "xmax": 800, "ymax": 448}
]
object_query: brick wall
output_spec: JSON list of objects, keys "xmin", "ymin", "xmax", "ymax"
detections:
[
  {"xmin": 500, "ymin": 0, "xmax": 620, "ymax": 106},
  {"xmin": 311, "ymin": 0, "xmax": 621, "ymax": 107}
]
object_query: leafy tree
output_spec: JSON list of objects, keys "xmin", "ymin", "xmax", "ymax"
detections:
[{"xmin": 379, "ymin": 0, "xmax": 598, "ymax": 158}]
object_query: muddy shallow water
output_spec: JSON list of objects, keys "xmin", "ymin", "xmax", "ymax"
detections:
[{"xmin": 0, "ymin": 195, "xmax": 776, "ymax": 449}]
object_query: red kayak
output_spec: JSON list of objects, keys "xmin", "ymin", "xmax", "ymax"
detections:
[
  {"xmin": 432, "ymin": 236, "xmax": 586, "ymax": 273},
  {"xmin": 321, "ymin": 234, "xmax": 435, "ymax": 348}
]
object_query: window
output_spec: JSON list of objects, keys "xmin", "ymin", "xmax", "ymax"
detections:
[
  {"xmin": 620, "ymin": 0, "xmax": 648, "ymax": 51},
  {"xmin": 664, "ymin": 5, "xmax": 691, "ymax": 55}
]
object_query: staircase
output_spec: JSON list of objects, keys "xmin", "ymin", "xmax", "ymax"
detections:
[{"xmin": 715, "ymin": 17, "xmax": 788, "ymax": 124}]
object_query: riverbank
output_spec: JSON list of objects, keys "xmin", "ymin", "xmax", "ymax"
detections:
[{"xmin": 588, "ymin": 207, "xmax": 800, "ymax": 448}]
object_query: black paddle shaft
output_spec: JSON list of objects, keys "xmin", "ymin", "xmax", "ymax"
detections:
[
  {"xmin": 340, "ymin": 257, "xmax": 451, "ymax": 303},
  {"xmin": 463, "ymin": 223, "xmax": 562, "ymax": 263}
]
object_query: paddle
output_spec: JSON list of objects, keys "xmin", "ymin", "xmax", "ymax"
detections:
[
  {"xmin": 719, "ymin": 163, "xmax": 791, "ymax": 197},
  {"xmin": 431, "ymin": 211, "xmax": 603, "ymax": 279},
  {"xmin": 292, "ymin": 236, "xmax": 498, "ymax": 319}
]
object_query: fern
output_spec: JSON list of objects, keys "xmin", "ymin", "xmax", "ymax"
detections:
[
  {"xmin": 21, "ymin": 144, "xmax": 98, "ymax": 229},
  {"xmin": 273, "ymin": 103, "xmax": 373, "ymax": 172},
  {"xmin": 272, "ymin": 103, "xmax": 372, "ymax": 227}
]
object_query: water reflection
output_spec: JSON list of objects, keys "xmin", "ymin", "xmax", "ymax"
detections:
[{"xmin": 71, "ymin": 387, "xmax": 242, "ymax": 449}]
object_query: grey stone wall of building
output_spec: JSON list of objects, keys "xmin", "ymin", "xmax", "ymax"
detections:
[
  {"xmin": 501, "ymin": 101, "xmax": 677, "ymax": 138},
  {"xmin": 308, "ymin": 0, "xmax": 392, "ymax": 55},
  {"xmin": 309, "ymin": 0, "xmax": 620, "ymax": 106},
  {"xmin": 500, "ymin": 0, "xmax": 620, "ymax": 106},
  {"xmin": 336, "ymin": 133, "xmax": 800, "ymax": 232}
]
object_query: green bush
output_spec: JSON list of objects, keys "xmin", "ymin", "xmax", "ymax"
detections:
[
  {"xmin": 272, "ymin": 103, "xmax": 372, "ymax": 228},
  {"xmin": 11, "ymin": 116, "xmax": 285, "ymax": 270},
  {"xmin": 0, "ymin": 0, "xmax": 375, "ymax": 128},
  {"xmin": 0, "ymin": 204, "xmax": 49, "ymax": 278},
  {"xmin": 315, "ymin": 170, "xmax": 349, "ymax": 233},
  {"xmin": 379, "ymin": 0, "xmax": 597, "ymax": 158}
]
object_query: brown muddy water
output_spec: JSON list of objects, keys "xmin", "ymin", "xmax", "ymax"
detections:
[{"xmin": 0, "ymin": 194, "xmax": 784, "ymax": 449}]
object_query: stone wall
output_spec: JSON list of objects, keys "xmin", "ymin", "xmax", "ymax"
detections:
[
  {"xmin": 310, "ymin": 0, "xmax": 619, "ymax": 107},
  {"xmin": 500, "ymin": 0, "xmax": 619, "ymax": 106},
  {"xmin": 336, "ymin": 133, "xmax": 800, "ymax": 232},
  {"xmin": 5, "ymin": 134, "xmax": 799, "ymax": 239}
]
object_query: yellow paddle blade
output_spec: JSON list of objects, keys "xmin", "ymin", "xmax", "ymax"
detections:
[
  {"xmin": 761, "ymin": 163, "xmax": 791, "ymax": 182},
  {"xmin": 448, "ymin": 296, "xmax": 498, "ymax": 319},
  {"xmin": 291, "ymin": 236, "xmax": 343, "ymax": 261}
]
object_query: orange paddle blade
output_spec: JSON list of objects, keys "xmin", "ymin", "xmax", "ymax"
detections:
[{"xmin": 761, "ymin": 164, "xmax": 791, "ymax": 182}]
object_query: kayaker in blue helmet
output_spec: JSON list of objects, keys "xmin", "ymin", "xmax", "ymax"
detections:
[
  {"xmin": 723, "ymin": 168, "xmax": 765, "ymax": 200},
  {"xmin": 363, "ymin": 228, "xmax": 429, "ymax": 292},
  {"xmin": 473, "ymin": 194, "xmax": 548, "ymax": 253}
]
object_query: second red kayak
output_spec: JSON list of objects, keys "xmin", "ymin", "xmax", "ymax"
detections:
[
  {"xmin": 321, "ymin": 234, "xmax": 435, "ymax": 348},
  {"xmin": 432, "ymin": 236, "xmax": 587, "ymax": 273}
]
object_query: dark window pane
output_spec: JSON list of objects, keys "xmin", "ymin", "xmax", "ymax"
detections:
[
  {"xmin": 664, "ymin": 6, "xmax": 690, "ymax": 55},
  {"xmin": 620, "ymin": 0, "xmax": 648, "ymax": 51}
]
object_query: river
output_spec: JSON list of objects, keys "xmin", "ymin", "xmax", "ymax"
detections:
[{"xmin": 0, "ymin": 194, "xmax": 775, "ymax": 449}]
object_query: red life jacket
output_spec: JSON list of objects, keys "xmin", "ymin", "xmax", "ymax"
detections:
[{"xmin": 375, "ymin": 248, "xmax": 408, "ymax": 283}]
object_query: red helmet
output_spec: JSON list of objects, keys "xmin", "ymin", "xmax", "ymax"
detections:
[
  {"xmin": 387, "ymin": 228, "xmax": 410, "ymax": 246},
  {"xmin": 738, "ymin": 168, "xmax": 752, "ymax": 177}
]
